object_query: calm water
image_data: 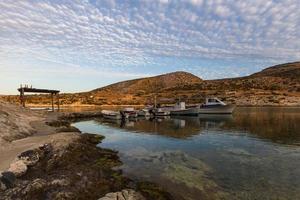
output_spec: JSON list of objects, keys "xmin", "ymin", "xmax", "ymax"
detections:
[{"xmin": 73, "ymin": 107, "xmax": 300, "ymax": 200}]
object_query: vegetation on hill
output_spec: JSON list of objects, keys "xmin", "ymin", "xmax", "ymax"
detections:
[{"xmin": 1, "ymin": 62, "xmax": 300, "ymax": 106}]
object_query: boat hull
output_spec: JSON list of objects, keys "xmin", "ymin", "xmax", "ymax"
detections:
[
  {"xmin": 198, "ymin": 105, "xmax": 235, "ymax": 114},
  {"xmin": 154, "ymin": 111, "xmax": 170, "ymax": 116},
  {"xmin": 170, "ymin": 107, "xmax": 199, "ymax": 116},
  {"xmin": 137, "ymin": 110, "xmax": 151, "ymax": 117},
  {"xmin": 103, "ymin": 114, "xmax": 122, "ymax": 120}
]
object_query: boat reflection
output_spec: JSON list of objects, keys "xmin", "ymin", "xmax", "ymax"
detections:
[
  {"xmin": 94, "ymin": 107, "xmax": 300, "ymax": 145},
  {"xmin": 95, "ymin": 114, "xmax": 233, "ymax": 139}
]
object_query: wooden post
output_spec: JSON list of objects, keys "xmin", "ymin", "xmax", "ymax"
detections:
[
  {"xmin": 51, "ymin": 93, "xmax": 54, "ymax": 112},
  {"xmin": 19, "ymin": 90, "xmax": 23, "ymax": 106},
  {"xmin": 20, "ymin": 88, "xmax": 25, "ymax": 107},
  {"xmin": 57, "ymin": 93, "xmax": 60, "ymax": 112}
]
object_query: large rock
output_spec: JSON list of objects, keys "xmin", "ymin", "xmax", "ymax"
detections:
[{"xmin": 99, "ymin": 189, "xmax": 146, "ymax": 200}]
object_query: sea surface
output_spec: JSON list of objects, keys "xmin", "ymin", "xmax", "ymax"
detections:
[{"xmin": 73, "ymin": 107, "xmax": 300, "ymax": 200}]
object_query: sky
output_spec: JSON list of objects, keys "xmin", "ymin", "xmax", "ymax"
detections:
[{"xmin": 0, "ymin": 0, "xmax": 299, "ymax": 94}]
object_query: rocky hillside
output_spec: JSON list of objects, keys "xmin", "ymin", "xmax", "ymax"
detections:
[
  {"xmin": 251, "ymin": 62, "xmax": 300, "ymax": 79},
  {"xmin": 160, "ymin": 62, "xmax": 300, "ymax": 105},
  {"xmin": 1, "ymin": 62, "xmax": 300, "ymax": 106}
]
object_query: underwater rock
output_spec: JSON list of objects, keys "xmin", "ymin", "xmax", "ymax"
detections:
[
  {"xmin": 55, "ymin": 125, "xmax": 81, "ymax": 133},
  {"xmin": 123, "ymin": 149, "xmax": 228, "ymax": 199}
]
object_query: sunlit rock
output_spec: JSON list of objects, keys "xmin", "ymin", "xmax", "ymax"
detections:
[
  {"xmin": 8, "ymin": 160, "xmax": 27, "ymax": 177},
  {"xmin": 99, "ymin": 189, "xmax": 145, "ymax": 200}
]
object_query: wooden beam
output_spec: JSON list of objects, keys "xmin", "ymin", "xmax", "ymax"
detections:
[{"xmin": 17, "ymin": 88, "xmax": 60, "ymax": 94}]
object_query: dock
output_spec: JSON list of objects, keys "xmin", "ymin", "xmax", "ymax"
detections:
[{"xmin": 18, "ymin": 85, "xmax": 60, "ymax": 111}]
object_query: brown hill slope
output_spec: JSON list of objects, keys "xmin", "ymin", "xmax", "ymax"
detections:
[
  {"xmin": 92, "ymin": 71, "xmax": 202, "ymax": 94},
  {"xmin": 160, "ymin": 62, "xmax": 300, "ymax": 105},
  {"xmin": 251, "ymin": 62, "xmax": 300, "ymax": 79},
  {"xmin": 1, "ymin": 62, "xmax": 299, "ymax": 106}
]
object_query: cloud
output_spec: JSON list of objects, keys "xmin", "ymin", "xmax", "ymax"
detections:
[{"xmin": 0, "ymin": 0, "xmax": 299, "ymax": 93}]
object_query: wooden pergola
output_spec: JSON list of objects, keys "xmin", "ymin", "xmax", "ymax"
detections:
[{"xmin": 18, "ymin": 86, "xmax": 60, "ymax": 112}]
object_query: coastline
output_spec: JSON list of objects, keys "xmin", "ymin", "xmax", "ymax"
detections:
[
  {"xmin": 0, "ymin": 102, "xmax": 173, "ymax": 200},
  {"xmin": 22, "ymin": 103, "xmax": 300, "ymax": 108}
]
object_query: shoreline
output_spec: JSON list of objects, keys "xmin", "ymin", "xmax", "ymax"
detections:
[
  {"xmin": 0, "ymin": 104, "xmax": 173, "ymax": 200},
  {"xmin": 21, "ymin": 104, "xmax": 300, "ymax": 108}
]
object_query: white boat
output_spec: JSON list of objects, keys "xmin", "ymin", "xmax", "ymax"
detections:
[
  {"xmin": 138, "ymin": 108, "xmax": 151, "ymax": 117},
  {"xmin": 198, "ymin": 98, "xmax": 235, "ymax": 114},
  {"xmin": 122, "ymin": 107, "xmax": 138, "ymax": 118},
  {"xmin": 154, "ymin": 108, "xmax": 170, "ymax": 116},
  {"xmin": 101, "ymin": 110, "xmax": 122, "ymax": 120},
  {"xmin": 170, "ymin": 102, "xmax": 199, "ymax": 116}
]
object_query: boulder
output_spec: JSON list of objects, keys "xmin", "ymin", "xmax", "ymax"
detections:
[{"xmin": 99, "ymin": 189, "xmax": 146, "ymax": 200}]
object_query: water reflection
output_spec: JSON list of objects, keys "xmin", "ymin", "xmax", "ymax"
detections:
[
  {"xmin": 93, "ymin": 107, "xmax": 300, "ymax": 145},
  {"xmin": 73, "ymin": 107, "xmax": 300, "ymax": 200}
]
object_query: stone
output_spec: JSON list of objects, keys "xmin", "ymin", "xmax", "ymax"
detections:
[
  {"xmin": 99, "ymin": 189, "xmax": 146, "ymax": 200},
  {"xmin": 51, "ymin": 179, "xmax": 70, "ymax": 187},
  {"xmin": 8, "ymin": 159, "xmax": 27, "ymax": 177}
]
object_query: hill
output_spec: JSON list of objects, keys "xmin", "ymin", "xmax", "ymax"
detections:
[
  {"xmin": 92, "ymin": 71, "xmax": 202, "ymax": 94},
  {"xmin": 162, "ymin": 62, "xmax": 300, "ymax": 105},
  {"xmin": 1, "ymin": 62, "xmax": 300, "ymax": 106},
  {"xmin": 251, "ymin": 62, "xmax": 300, "ymax": 79}
]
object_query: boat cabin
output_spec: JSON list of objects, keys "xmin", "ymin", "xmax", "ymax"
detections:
[
  {"xmin": 204, "ymin": 98, "xmax": 226, "ymax": 106},
  {"xmin": 174, "ymin": 102, "xmax": 186, "ymax": 110}
]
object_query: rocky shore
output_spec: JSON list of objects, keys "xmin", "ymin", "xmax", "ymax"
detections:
[{"xmin": 0, "ymin": 101, "xmax": 173, "ymax": 200}]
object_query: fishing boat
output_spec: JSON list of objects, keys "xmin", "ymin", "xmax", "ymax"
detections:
[
  {"xmin": 101, "ymin": 110, "xmax": 122, "ymax": 120},
  {"xmin": 137, "ymin": 108, "xmax": 151, "ymax": 117},
  {"xmin": 170, "ymin": 102, "xmax": 199, "ymax": 116},
  {"xmin": 153, "ymin": 108, "xmax": 170, "ymax": 116},
  {"xmin": 198, "ymin": 97, "xmax": 235, "ymax": 114},
  {"xmin": 122, "ymin": 107, "xmax": 138, "ymax": 118}
]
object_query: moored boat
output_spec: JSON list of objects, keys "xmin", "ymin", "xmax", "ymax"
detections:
[
  {"xmin": 138, "ymin": 108, "xmax": 151, "ymax": 117},
  {"xmin": 198, "ymin": 97, "xmax": 235, "ymax": 114},
  {"xmin": 122, "ymin": 107, "xmax": 138, "ymax": 118},
  {"xmin": 101, "ymin": 110, "xmax": 122, "ymax": 120},
  {"xmin": 170, "ymin": 102, "xmax": 199, "ymax": 116},
  {"xmin": 153, "ymin": 108, "xmax": 170, "ymax": 116}
]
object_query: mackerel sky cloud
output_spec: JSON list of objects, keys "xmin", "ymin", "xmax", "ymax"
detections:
[{"xmin": 0, "ymin": 0, "xmax": 299, "ymax": 94}]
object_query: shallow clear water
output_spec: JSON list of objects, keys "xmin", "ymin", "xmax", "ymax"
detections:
[{"xmin": 73, "ymin": 107, "xmax": 300, "ymax": 200}]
